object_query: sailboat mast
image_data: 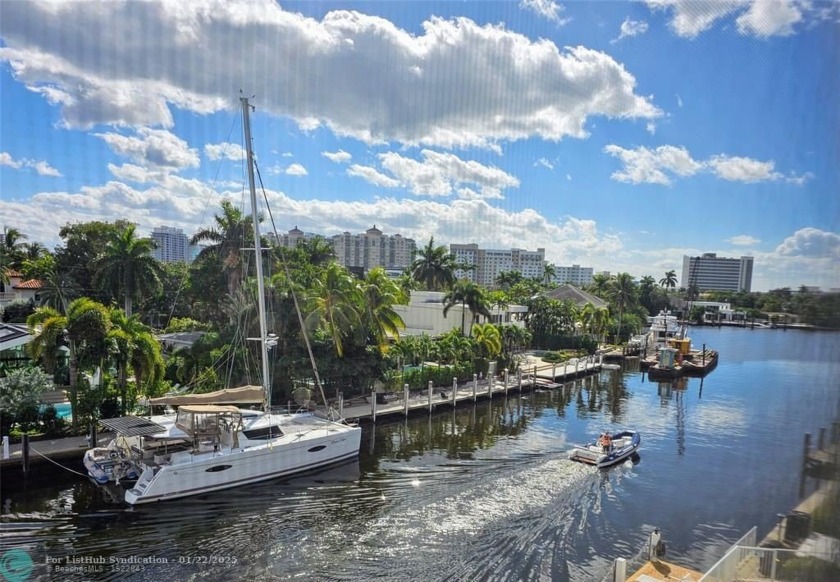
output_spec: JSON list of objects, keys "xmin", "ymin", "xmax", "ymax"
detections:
[{"xmin": 241, "ymin": 96, "xmax": 272, "ymax": 412}]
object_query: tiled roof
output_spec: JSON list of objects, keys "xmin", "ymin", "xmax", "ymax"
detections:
[
  {"xmin": 545, "ymin": 284, "xmax": 608, "ymax": 309},
  {"xmin": 14, "ymin": 279, "xmax": 43, "ymax": 289},
  {"xmin": 4, "ymin": 269, "xmax": 23, "ymax": 277}
]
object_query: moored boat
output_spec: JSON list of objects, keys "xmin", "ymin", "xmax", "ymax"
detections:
[{"xmin": 569, "ymin": 430, "xmax": 640, "ymax": 468}]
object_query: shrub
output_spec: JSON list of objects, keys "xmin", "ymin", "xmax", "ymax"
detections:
[{"xmin": 779, "ymin": 556, "xmax": 840, "ymax": 581}]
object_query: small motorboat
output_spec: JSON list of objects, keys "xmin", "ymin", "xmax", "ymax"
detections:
[{"xmin": 569, "ymin": 430, "xmax": 640, "ymax": 468}]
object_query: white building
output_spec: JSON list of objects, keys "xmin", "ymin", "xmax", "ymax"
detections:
[
  {"xmin": 332, "ymin": 226, "xmax": 416, "ymax": 271},
  {"xmin": 393, "ymin": 291, "xmax": 527, "ymax": 337},
  {"xmin": 0, "ymin": 270, "xmax": 41, "ymax": 309},
  {"xmin": 550, "ymin": 264, "xmax": 594, "ymax": 286},
  {"xmin": 273, "ymin": 226, "xmax": 322, "ymax": 249},
  {"xmin": 682, "ymin": 253, "xmax": 754, "ymax": 292},
  {"xmin": 451, "ymin": 244, "xmax": 546, "ymax": 287},
  {"xmin": 151, "ymin": 226, "xmax": 189, "ymax": 263}
]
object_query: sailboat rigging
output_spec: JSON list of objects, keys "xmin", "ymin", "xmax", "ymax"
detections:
[{"xmin": 83, "ymin": 97, "xmax": 362, "ymax": 504}]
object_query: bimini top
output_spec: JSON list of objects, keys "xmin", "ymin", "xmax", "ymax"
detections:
[
  {"xmin": 99, "ymin": 416, "xmax": 168, "ymax": 437},
  {"xmin": 149, "ymin": 385, "xmax": 264, "ymax": 406},
  {"xmin": 177, "ymin": 405, "xmax": 243, "ymax": 415}
]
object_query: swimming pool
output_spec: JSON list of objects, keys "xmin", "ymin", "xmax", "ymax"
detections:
[{"xmin": 40, "ymin": 402, "xmax": 72, "ymax": 419}]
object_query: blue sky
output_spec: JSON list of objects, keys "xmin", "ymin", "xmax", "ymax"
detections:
[{"xmin": 1, "ymin": 0, "xmax": 838, "ymax": 291}]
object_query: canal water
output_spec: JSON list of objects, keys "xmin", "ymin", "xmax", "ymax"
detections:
[{"xmin": 2, "ymin": 327, "xmax": 838, "ymax": 581}]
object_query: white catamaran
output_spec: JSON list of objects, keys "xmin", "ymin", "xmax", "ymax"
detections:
[{"xmin": 83, "ymin": 98, "xmax": 361, "ymax": 504}]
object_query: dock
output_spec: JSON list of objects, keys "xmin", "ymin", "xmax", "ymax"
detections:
[
  {"xmin": 330, "ymin": 355, "xmax": 603, "ymax": 422},
  {"xmin": 625, "ymin": 560, "xmax": 703, "ymax": 581}
]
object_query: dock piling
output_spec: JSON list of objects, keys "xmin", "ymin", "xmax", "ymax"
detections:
[
  {"xmin": 404, "ymin": 384, "xmax": 410, "ymax": 416},
  {"xmin": 802, "ymin": 433, "xmax": 811, "ymax": 469},
  {"xmin": 517, "ymin": 369, "xmax": 522, "ymax": 391},
  {"xmin": 338, "ymin": 393, "xmax": 344, "ymax": 417},
  {"xmin": 22, "ymin": 433, "xmax": 29, "ymax": 475},
  {"xmin": 818, "ymin": 427, "xmax": 826, "ymax": 451},
  {"xmin": 452, "ymin": 378, "xmax": 457, "ymax": 405},
  {"xmin": 613, "ymin": 557, "xmax": 626, "ymax": 582},
  {"xmin": 371, "ymin": 389, "xmax": 377, "ymax": 422},
  {"xmin": 504, "ymin": 369, "xmax": 508, "ymax": 395},
  {"xmin": 2, "ymin": 435, "xmax": 8, "ymax": 460},
  {"xmin": 473, "ymin": 374, "xmax": 478, "ymax": 402},
  {"xmin": 428, "ymin": 381, "xmax": 433, "ymax": 412},
  {"xmin": 832, "ymin": 421, "xmax": 840, "ymax": 445}
]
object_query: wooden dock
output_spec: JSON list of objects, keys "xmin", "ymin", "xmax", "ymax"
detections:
[
  {"xmin": 330, "ymin": 357, "xmax": 603, "ymax": 422},
  {"xmin": 626, "ymin": 559, "xmax": 703, "ymax": 582}
]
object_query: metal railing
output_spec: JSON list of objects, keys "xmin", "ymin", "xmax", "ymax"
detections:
[{"xmin": 700, "ymin": 526, "xmax": 840, "ymax": 581}]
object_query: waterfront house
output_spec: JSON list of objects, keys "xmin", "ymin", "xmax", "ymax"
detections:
[
  {"xmin": 0, "ymin": 270, "xmax": 42, "ymax": 309},
  {"xmin": 393, "ymin": 290, "xmax": 527, "ymax": 337}
]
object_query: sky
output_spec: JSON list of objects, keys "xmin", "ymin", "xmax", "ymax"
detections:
[{"xmin": 1, "ymin": 0, "xmax": 838, "ymax": 292}]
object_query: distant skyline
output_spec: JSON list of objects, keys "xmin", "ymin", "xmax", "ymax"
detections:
[{"xmin": 1, "ymin": 1, "xmax": 838, "ymax": 292}]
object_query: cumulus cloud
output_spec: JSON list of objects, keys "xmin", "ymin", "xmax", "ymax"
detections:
[
  {"xmin": 285, "ymin": 163, "xmax": 308, "ymax": 176},
  {"xmin": 205, "ymin": 142, "xmax": 246, "ymax": 161},
  {"xmin": 322, "ymin": 150, "xmax": 352, "ymax": 163},
  {"xmin": 727, "ymin": 235, "xmax": 761, "ymax": 246},
  {"xmin": 604, "ymin": 144, "xmax": 703, "ymax": 185},
  {"xmin": 95, "ymin": 128, "xmax": 199, "ymax": 169},
  {"xmin": 0, "ymin": 151, "xmax": 61, "ymax": 176},
  {"xmin": 520, "ymin": 0, "xmax": 571, "ymax": 25},
  {"xmin": 535, "ymin": 158, "xmax": 554, "ymax": 170},
  {"xmin": 612, "ymin": 17, "xmax": 649, "ymax": 43},
  {"xmin": 707, "ymin": 155, "xmax": 782, "ymax": 183},
  {"xmin": 645, "ymin": 0, "xmax": 810, "ymax": 38},
  {"xmin": 347, "ymin": 164, "xmax": 402, "ymax": 188},
  {"xmin": 0, "ymin": 1, "xmax": 658, "ymax": 149},
  {"xmin": 605, "ymin": 144, "xmax": 808, "ymax": 186},
  {"xmin": 775, "ymin": 228, "xmax": 840, "ymax": 258}
]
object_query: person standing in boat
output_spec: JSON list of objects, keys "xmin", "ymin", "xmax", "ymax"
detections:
[{"xmin": 599, "ymin": 433, "xmax": 612, "ymax": 452}]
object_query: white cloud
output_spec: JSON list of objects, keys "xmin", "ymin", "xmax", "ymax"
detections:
[
  {"xmin": 707, "ymin": 155, "xmax": 782, "ymax": 183},
  {"xmin": 605, "ymin": 145, "xmax": 806, "ymax": 186},
  {"xmin": 95, "ymin": 128, "xmax": 199, "ymax": 169},
  {"xmin": 205, "ymin": 142, "xmax": 246, "ymax": 161},
  {"xmin": 322, "ymin": 150, "xmax": 352, "ymax": 163},
  {"xmin": 519, "ymin": 0, "xmax": 571, "ymax": 25},
  {"xmin": 604, "ymin": 144, "xmax": 703, "ymax": 185},
  {"xmin": 646, "ymin": 121, "xmax": 656, "ymax": 135},
  {"xmin": 736, "ymin": 0, "xmax": 804, "ymax": 36},
  {"xmin": 0, "ymin": 1, "xmax": 658, "ymax": 149},
  {"xmin": 285, "ymin": 163, "xmax": 308, "ymax": 176},
  {"xmin": 535, "ymin": 158, "xmax": 554, "ymax": 170},
  {"xmin": 727, "ymin": 235, "xmax": 761, "ymax": 246},
  {"xmin": 379, "ymin": 150, "xmax": 519, "ymax": 199},
  {"xmin": 612, "ymin": 17, "xmax": 649, "ymax": 43},
  {"xmin": 676, "ymin": 94, "xmax": 683, "ymax": 108},
  {"xmin": 646, "ymin": 0, "xmax": 810, "ymax": 38},
  {"xmin": 775, "ymin": 228, "xmax": 840, "ymax": 258},
  {"xmin": 0, "ymin": 151, "xmax": 61, "ymax": 176},
  {"xmin": 566, "ymin": 174, "xmax": 572, "ymax": 181},
  {"xmin": 347, "ymin": 164, "xmax": 402, "ymax": 188}
]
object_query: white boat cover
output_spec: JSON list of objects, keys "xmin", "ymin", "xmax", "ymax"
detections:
[{"xmin": 149, "ymin": 385, "xmax": 264, "ymax": 405}]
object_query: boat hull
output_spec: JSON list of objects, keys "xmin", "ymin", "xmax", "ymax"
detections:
[
  {"xmin": 124, "ymin": 424, "xmax": 361, "ymax": 504},
  {"xmin": 569, "ymin": 430, "xmax": 640, "ymax": 468}
]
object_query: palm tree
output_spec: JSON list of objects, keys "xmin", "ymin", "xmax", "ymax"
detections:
[
  {"xmin": 296, "ymin": 236, "xmax": 336, "ymax": 266},
  {"xmin": 410, "ymin": 237, "xmax": 458, "ymax": 291},
  {"xmin": 588, "ymin": 273, "xmax": 611, "ymax": 297},
  {"xmin": 108, "ymin": 309, "xmax": 164, "ymax": 415},
  {"xmin": 26, "ymin": 298, "xmax": 111, "ymax": 428},
  {"xmin": 443, "ymin": 280, "xmax": 491, "ymax": 335},
  {"xmin": 659, "ymin": 270, "xmax": 678, "ymax": 290},
  {"xmin": 191, "ymin": 200, "xmax": 255, "ymax": 296},
  {"xmin": 361, "ymin": 267, "xmax": 408, "ymax": 352},
  {"xmin": 495, "ymin": 270, "xmax": 523, "ymax": 290},
  {"xmin": 607, "ymin": 273, "xmax": 637, "ymax": 343},
  {"xmin": 1, "ymin": 226, "xmax": 27, "ymax": 271},
  {"xmin": 93, "ymin": 224, "xmax": 163, "ymax": 317},
  {"xmin": 472, "ymin": 323, "xmax": 502, "ymax": 360},
  {"xmin": 305, "ymin": 263, "xmax": 363, "ymax": 357},
  {"xmin": 543, "ymin": 263, "xmax": 556, "ymax": 285}
]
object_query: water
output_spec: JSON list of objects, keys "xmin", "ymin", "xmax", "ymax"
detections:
[{"xmin": 2, "ymin": 327, "xmax": 838, "ymax": 581}]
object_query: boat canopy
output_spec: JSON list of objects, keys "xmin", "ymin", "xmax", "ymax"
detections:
[
  {"xmin": 99, "ymin": 416, "xmax": 168, "ymax": 437},
  {"xmin": 148, "ymin": 385, "xmax": 264, "ymax": 406},
  {"xmin": 177, "ymin": 405, "xmax": 243, "ymax": 415}
]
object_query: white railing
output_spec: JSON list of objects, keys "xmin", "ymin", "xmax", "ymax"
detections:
[
  {"xmin": 699, "ymin": 527, "xmax": 757, "ymax": 581},
  {"xmin": 701, "ymin": 545, "xmax": 840, "ymax": 581}
]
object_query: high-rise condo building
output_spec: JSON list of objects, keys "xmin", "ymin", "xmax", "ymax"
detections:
[
  {"xmin": 451, "ymin": 244, "xmax": 546, "ymax": 287},
  {"xmin": 331, "ymin": 226, "xmax": 416, "ymax": 271},
  {"xmin": 681, "ymin": 253, "xmax": 754, "ymax": 292},
  {"xmin": 151, "ymin": 226, "xmax": 189, "ymax": 263}
]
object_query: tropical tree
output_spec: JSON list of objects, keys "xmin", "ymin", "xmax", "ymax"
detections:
[
  {"xmin": 495, "ymin": 270, "xmax": 523, "ymax": 290},
  {"xmin": 588, "ymin": 273, "xmax": 612, "ymax": 297},
  {"xmin": 191, "ymin": 200, "xmax": 255, "ymax": 296},
  {"xmin": 410, "ymin": 237, "xmax": 458, "ymax": 291},
  {"xmin": 443, "ymin": 280, "xmax": 491, "ymax": 335},
  {"xmin": 607, "ymin": 273, "xmax": 638, "ymax": 342},
  {"xmin": 26, "ymin": 298, "xmax": 111, "ymax": 429},
  {"xmin": 296, "ymin": 236, "xmax": 336, "ymax": 266},
  {"xmin": 305, "ymin": 263, "xmax": 363, "ymax": 357},
  {"xmin": 93, "ymin": 224, "xmax": 163, "ymax": 317},
  {"xmin": 472, "ymin": 323, "xmax": 502, "ymax": 360},
  {"xmin": 360, "ymin": 267, "xmax": 408, "ymax": 353},
  {"xmin": 108, "ymin": 309, "xmax": 165, "ymax": 415},
  {"xmin": 659, "ymin": 270, "xmax": 678, "ymax": 290},
  {"xmin": 543, "ymin": 263, "xmax": 556, "ymax": 285},
  {"xmin": 1, "ymin": 226, "xmax": 27, "ymax": 271}
]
